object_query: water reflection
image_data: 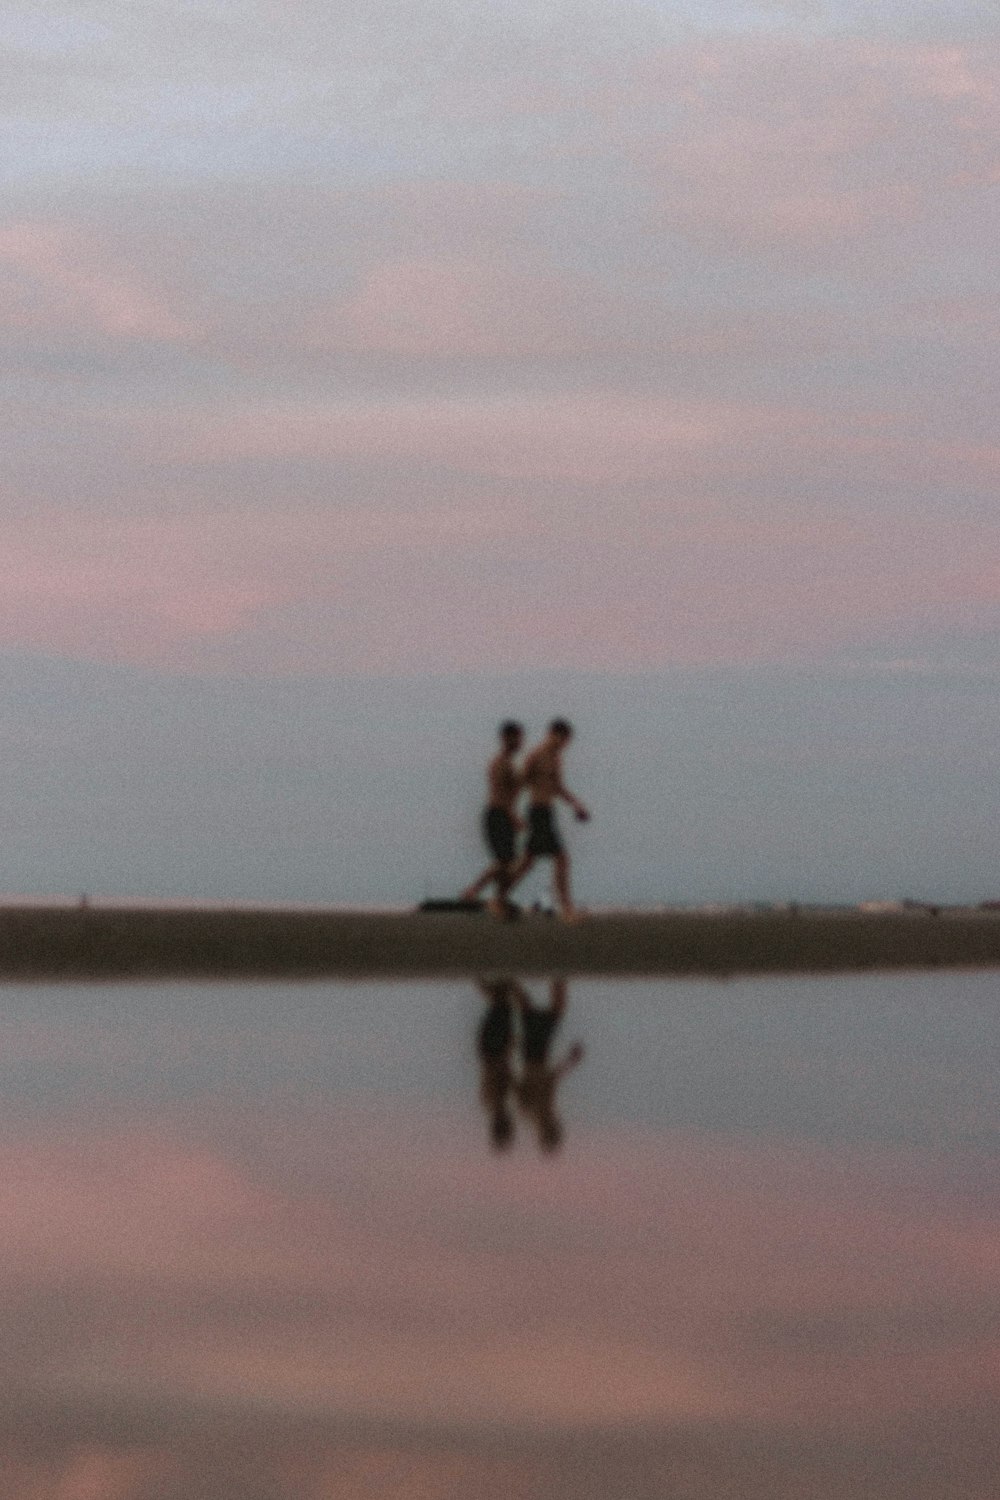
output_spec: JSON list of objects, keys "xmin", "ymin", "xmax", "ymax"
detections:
[
  {"xmin": 0, "ymin": 973, "xmax": 998, "ymax": 1497},
  {"xmin": 475, "ymin": 978, "xmax": 516, "ymax": 1150},
  {"xmin": 476, "ymin": 978, "xmax": 585, "ymax": 1153}
]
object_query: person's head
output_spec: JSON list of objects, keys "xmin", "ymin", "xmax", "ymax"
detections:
[
  {"xmin": 499, "ymin": 719, "xmax": 524, "ymax": 751},
  {"xmin": 548, "ymin": 718, "xmax": 573, "ymax": 745}
]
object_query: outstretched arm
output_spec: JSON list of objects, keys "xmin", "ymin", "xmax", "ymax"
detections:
[
  {"xmin": 555, "ymin": 776, "xmax": 589, "ymax": 820},
  {"xmin": 548, "ymin": 751, "xmax": 588, "ymax": 819}
]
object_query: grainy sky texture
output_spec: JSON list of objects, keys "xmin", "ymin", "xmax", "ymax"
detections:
[
  {"xmin": 3, "ymin": 0, "xmax": 999, "ymax": 900},
  {"xmin": 6, "ymin": 0, "xmax": 999, "ymax": 674}
]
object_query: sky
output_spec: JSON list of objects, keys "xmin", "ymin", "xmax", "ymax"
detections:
[{"xmin": 3, "ymin": 0, "xmax": 1000, "ymax": 901}]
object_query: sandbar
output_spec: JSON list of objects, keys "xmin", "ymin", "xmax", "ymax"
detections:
[{"xmin": 1, "ymin": 904, "xmax": 1000, "ymax": 980}]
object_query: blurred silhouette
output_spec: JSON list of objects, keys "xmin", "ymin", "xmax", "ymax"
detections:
[
  {"xmin": 474, "ymin": 977, "xmax": 585, "ymax": 1154},
  {"xmin": 514, "ymin": 977, "xmax": 585, "ymax": 1153},
  {"xmin": 507, "ymin": 720, "xmax": 590, "ymax": 922},
  {"xmin": 461, "ymin": 721, "xmax": 525, "ymax": 917},
  {"xmin": 475, "ymin": 978, "xmax": 517, "ymax": 1150}
]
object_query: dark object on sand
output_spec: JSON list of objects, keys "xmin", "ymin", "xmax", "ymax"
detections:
[
  {"xmin": 418, "ymin": 899, "xmax": 484, "ymax": 913},
  {"xmin": 418, "ymin": 898, "xmax": 521, "ymax": 920}
]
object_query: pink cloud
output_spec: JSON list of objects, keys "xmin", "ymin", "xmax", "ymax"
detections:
[
  {"xmin": 3, "ymin": 38, "xmax": 994, "ymax": 678},
  {"xmin": 0, "ymin": 513, "xmax": 270, "ymax": 660},
  {"xmin": 0, "ymin": 495, "xmax": 533, "ymax": 663},
  {"xmin": 0, "ymin": 222, "xmax": 195, "ymax": 342},
  {"xmin": 869, "ymin": 42, "xmax": 999, "ymax": 106},
  {"xmin": 604, "ymin": 38, "xmax": 1000, "ymax": 252},
  {"xmin": 3, "ymin": 442, "xmax": 996, "ymax": 674},
  {"xmin": 315, "ymin": 257, "xmax": 615, "ymax": 360},
  {"xmin": 152, "ymin": 390, "xmax": 812, "ymax": 485}
]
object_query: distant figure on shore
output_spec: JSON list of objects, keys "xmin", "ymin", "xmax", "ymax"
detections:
[
  {"xmin": 508, "ymin": 719, "xmax": 589, "ymax": 921},
  {"xmin": 460, "ymin": 720, "xmax": 525, "ymax": 916},
  {"xmin": 475, "ymin": 978, "xmax": 517, "ymax": 1151},
  {"xmin": 513, "ymin": 977, "xmax": 584, "ymax": 1153}
]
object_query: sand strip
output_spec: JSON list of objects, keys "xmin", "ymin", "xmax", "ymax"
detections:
[{"xmin": 0, "ymin": 905, "xmax": 999, "ymax": 980}]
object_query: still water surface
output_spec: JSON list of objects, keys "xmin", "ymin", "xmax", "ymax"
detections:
[{"xmin": 1, "ymin": 973, "xmax": 997, "ymax": 1497}]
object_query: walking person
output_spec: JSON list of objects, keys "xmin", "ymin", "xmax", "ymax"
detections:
[
  {"xmin": 508, "ymin": 719, "xmax": 589, "ymax": 921},
  {"xmin": 460, "ymin": 720, "xmax": 525, "ymax": 916}
]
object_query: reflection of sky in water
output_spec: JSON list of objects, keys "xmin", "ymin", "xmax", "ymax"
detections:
[
  {"xmin": 3, "ymin": 972, "xmax": 997, "ymax": 1148},
  {"xmin": 1, "ymin": 974, "xmax": 998, "ymax": 1496}
]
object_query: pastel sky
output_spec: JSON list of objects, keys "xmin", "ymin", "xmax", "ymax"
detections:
[
  {"xmin": 4, "ymin": 0, "xmax": 999, "ymax": 677},
  {"xmin": 3, "ymin": 0, "xmax": 1000, "ymax": 903}
]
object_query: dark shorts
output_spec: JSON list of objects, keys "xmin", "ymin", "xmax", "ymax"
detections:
[
  {"xmin": 526, "ymin": 803, "xmax": 563, "ymax": 858},
  {"xmin": 520, "ymin": 1003, "xmax": 560, "ymax": 1064},
  {"xmin": 483, "ymin": 806, "xmax": 517, "ymax": 864},
  {"xmin": 477, "ymin": 996, "xmax": 514, "ymax": 1059}
]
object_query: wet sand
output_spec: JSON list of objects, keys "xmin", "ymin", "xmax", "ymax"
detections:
[{"xmin": 1, "ymin": 904, "xmax": 1000, "ymax": 979}]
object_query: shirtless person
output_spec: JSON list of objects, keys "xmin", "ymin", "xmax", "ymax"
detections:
[
  {"xmin": 460, "ymin": 720, "xmax": 525, "ymax": 914},
  {"xmin": 508, "ymin": 719, "xmax": 589, "ymax": 921}
]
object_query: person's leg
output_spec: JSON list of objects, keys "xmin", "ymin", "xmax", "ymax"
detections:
[
  {"xmin": 553, "ymin": 851, "xmax": 577, "ymax": 920},
  {"xmin": 460, "ymin": 862, "xmax": 502, "ymax": 901},
  {"xmin": 505, "ymin": 851, "xmax": 535, "ymax": 893},
  {"xmin": 464, "ymin": 806, "xmax": 519, "ymax": 902},
  {"xmin": 487, "ymin": 857, "xmax": 522, "ymax": 916}
]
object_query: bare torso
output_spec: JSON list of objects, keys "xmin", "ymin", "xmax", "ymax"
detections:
[
  {"xmin": 523, "ymin": 742, "xmax": 563, "ymax": 806},
  {"xmin": 487, "ymin": 751, "xmax": 522, "ymax": 813}
]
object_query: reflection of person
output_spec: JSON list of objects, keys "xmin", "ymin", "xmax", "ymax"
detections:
[
  {"xmin": 475, "ymin": 979, "xmax": 517, "ymax": 1151},
  {"xmin": 508, "ymin": 720, "xmax": 589, "ymax": 921},
  {"xmin": 461, "ymin": 721, "xmax": 525, "ymax": 916},
  {"xmin": 513, "ymin": 977, "xmax": 585, "ymax": 1153}
]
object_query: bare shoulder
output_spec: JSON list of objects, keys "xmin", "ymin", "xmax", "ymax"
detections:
[{"xmin": 523, "ymin": 746, "xmax": 545, "ymax": 781}]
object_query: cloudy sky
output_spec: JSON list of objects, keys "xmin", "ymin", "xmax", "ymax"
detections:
[{"xmin": 3, "ymin": 0, "xmax": 999, "ymax": 901}]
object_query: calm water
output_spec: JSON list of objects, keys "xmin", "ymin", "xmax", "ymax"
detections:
[{"xmin": 1, "ymin": 973, "xmax": 998, "ymax": 1497}]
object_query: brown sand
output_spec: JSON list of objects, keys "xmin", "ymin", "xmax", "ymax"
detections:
[{"xmin": 1, "ymin": 904, "xmax": 999, "ymax": 980}]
